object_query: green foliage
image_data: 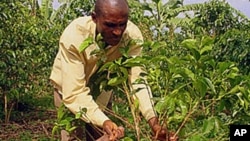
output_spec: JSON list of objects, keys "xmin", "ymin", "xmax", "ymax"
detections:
[
  {"xmin": 40, "ymin": 0, "xmax": 53, "ymax": 21},
  {"xmin": 214, "ymin": 26, "xmax": 250, "ymax": 74},
  {"xmin": 181, "ymin": 0, "xmax": 248, "ymax": 38},
  {"xmin": 0, "ymin": 1, "xmax": 60, "ymax": 122},
  {"xmin": 144, "ymin": 36, "xmax": 250, "ymax": 140},
  {"xmin": 183, "ymin": 0, "xmax": 250, "ymax": 74},
  {"xmin": 52, "ymin": 104, "xmax": 87, "ymax": 138},
  {"xmin": 50, "ymin": 0, "xmax": 94, "ymax": 26},
  {"xmin": 127, "ymin": 0, "xmax": 154, "ymax": 40}
]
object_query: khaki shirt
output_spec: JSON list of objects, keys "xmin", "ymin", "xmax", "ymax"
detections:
[{"xmin": 50, "ymin": 16, "xmax": 156, "ymax": 127}]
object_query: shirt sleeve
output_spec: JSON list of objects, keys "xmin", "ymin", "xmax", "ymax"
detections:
[
  {"xmin": 127, "ymin": 23, "xmax": 157, "ymax": 121},
  {"xmin": 131, "ymin": 67, "xmax": 156, "ymax": 121},
  {"xmin": 129, "ymin": 46, "xmax": 156, "ymax": 121},
  {"xmin": 60, "ymin": 42, "xmax": 109, "ymax": 127}
]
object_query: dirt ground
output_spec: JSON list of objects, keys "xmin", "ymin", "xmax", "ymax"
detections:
[{"xmin": 0, "ymin": 109, "xmax": 59, "ymax": 141}]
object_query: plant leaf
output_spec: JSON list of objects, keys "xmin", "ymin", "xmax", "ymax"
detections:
[
  {"xmin": 79, "ymin": 37, "xmax": 93, "ymax": 53},
  {"xmin": 108, "ymin": 77, "xmax": 125, "ymax": 86}
]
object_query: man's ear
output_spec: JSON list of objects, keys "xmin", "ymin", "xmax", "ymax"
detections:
[{"xmin": 91, "ymin": 12, "xmax": 97, "ymax": 23}]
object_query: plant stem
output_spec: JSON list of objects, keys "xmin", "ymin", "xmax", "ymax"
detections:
[
  {"xmin": 104, "ymin": 108, "xmax": 134, "ymax": 129},
  {"xmin": 173, "ymin": 100, "xmax": 199, "ymax": 138},
  {"xmin": 4, "ymin": 92, "xmax": 8, "ymax": 123},
  {"xmin": 123, "ymin": 82, "xmax": 140, "ymax": 140}
]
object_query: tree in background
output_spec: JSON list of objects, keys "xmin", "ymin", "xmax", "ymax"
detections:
[{"xmin": 0, "ymin": 0, "xmax": 60, "ymax": 123}]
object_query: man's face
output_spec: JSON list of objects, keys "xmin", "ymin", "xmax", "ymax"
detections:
[{"xmin": 92, "ymin": 6, "xmax": 129, "ymax": 46}]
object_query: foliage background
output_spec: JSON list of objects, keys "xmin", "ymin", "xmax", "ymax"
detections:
[{"xmin": 0, "ymin": 0, "xmax": 249, "ymax": 140}]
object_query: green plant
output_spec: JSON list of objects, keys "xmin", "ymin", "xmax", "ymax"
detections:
[
  {"xmin": 52, "ymin": 104, "xmax": 87, "ymax": 140},
  {"xmin": 0, "ymin": 0, "xmax": 60, "ymax": 123},
  {"xmin": 144, "ymin": 36, "xmax": 250, "ymax": 140}
]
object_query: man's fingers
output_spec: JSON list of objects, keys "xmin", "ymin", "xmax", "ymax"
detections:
[
  {"xmin": 112, "ymin": 127, "xmax": 124, "ymax": 140},
  {"xmin": 168, "ymin": 132, "xmax": 178, "ymax": 141},
  {"xmin": 104, "ymin": 127, "xmax": 114, "ymax": 140},
  {"xmin": 117, "ymin": 126, "xmax": 125, "ymax": 138},
  {"xmin": 103, "ymin": 121, "xmax": 124, "ymax": 141},
  {"xmin": 112, "ymin": 130, "xmax": 119, "ymax": 140},
  {"xmin": 103, "ymin": 120, "xmax": 119, "ymax": 140}
]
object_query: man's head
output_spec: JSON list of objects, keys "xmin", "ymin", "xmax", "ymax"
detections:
[{"xmin": 91, "ymin": 0, "xmax": 129, "ymax": 46}]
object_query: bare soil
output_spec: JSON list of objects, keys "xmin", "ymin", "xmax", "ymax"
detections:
[{"xmin": 0, "ymin": 109, "xmax": 59, "ymax": 141}]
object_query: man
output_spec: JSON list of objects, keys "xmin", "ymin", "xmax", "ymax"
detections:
[{"xmin": 50, "ymin": 0, "xmax": 173, "ymax": 140}]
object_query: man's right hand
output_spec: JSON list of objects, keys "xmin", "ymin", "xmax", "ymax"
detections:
[{"xmin": 103, "ymin": 120, "xmax": 124, "ymax": 141}]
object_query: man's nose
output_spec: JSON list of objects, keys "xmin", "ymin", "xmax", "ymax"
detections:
[{"xmin": 113, "ymin": 28, "xmax": 122, "ymax": 36}]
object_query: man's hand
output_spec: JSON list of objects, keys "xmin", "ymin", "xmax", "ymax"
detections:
[
  {"xmin": 103, "ymin": 120, "xmax": 124, "ymax": 141},
  {"xmin": 148, "ymin": 117, "xmax": 178, "ymax": 141}
]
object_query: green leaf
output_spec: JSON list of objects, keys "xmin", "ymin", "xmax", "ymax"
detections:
[
  {"xmin": 96, "ymin": 33, "xmax": 105, "ymax": 49},
  {"xmin": 181, "ymin": 39, "xmax": 196, "ymax": 48},
  {"xmin": 177, "ymin": 100, "xmax": 188, "ymax": 116},
  {"xmin": 122, "ymin": 57, "xmax": 145, "ymax": 67},
  {"xmin": 181, "ymin": 39, "xmax": 201, "ymax": 61},
  {"xmin": 191, "ymin": 48, "xmax": 201, "ymax": 61},
  {"xmin": 193, "ymin": 77, "xmax": 207, "ymax": 97},
  {"xmin": 188, "ymin": 134, "xmax": 203, "ymax": 141},
  {"xmin": 59, "ymin": 119, "xmax": 70, "ymax": 126},
  {"xmin": 167, "ymin": 97, "xmax": 176, "ymax": 115},
  {"xmin": 68, "ymin": 126, "xmax": 77, "ymax": 132},
  {"xmin": 52, "ymin": 126, "xmax": 58, "ymax": 136},
  {"xmin": 218, "ymin": 62, "xmax": 231, "ymax": 73},
  {"xmin": 239, "ymin": 86, "xmax": 250, "ymax": 103},
  {"xmin": 202, "ymin": 117, "xmax": 214, "ymax": 134},
  {"xmin": 108, "ymin": 63, "xmax": 119, "ymax": 72},
  {"xmin": 121, "ymin": 137, "xmax": 133, "ymax": 141},
  {"xmin": 227, "ymin": 85, "xmax": 239, "ymax": 94},
  {"xmin": 65, "ymin": 122, "xmax": 72, "ymax": 131},
  {"xmin": 199, "ymin": 55, "xmax": 213, "ymax": 65},
  {"xmin": 119, "ymin": 67, "xmax": 129, "ymax": 79},
  {"xmin": 236, "ymin": 93, "xmax": 245, "ymax": 108},
  {"xmin": 119, "ymin": 47, "xmax": 129, "ymax": 58},
  {"xmin": 134, "ymin": 98, "xmax": 140, "ymax": 110},
  {"xmin": 214, "ymin": 117, "xmax": 221, "ymax": 133},
  {"xmin": 217, "ymin": 100, "xmax": 226, "ymax": 112},
  {"xmin": 201, "ymin": 36, "xmax": 214, "ymax": 47},
  {"xmin": 155, "ymin": 99, "xmax": 165, "ymax": 113},
  {"xmin": 108, "ymin": 77, "xmax": 125, "ymax": 86},
  {"xmin": 98, "ymin": 62, "xmax": 113, "ymax": 72},
  {"xmin": 204, "ymin": 77, "xmax": 216, "ymax": 94},
  {"xmin": 79, "ymin": 37, "xmax": 93, "ymax": 53},
  {"xmin": 184, "ymin": 68, "xmax": 195, "ymax": 81},
  {"xmin": 200, "ymin": 45, "xmax": 212, "ymax": 55},
  {"xmin": 57, "ymin": 104, "xmax": 66, "ymax": 120},
  {"xmin": 75, "ymin": 112, "xmax": 81, "ymax": 119}
]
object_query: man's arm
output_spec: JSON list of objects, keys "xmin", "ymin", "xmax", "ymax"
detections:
[
  {"xmin": 60, "ymin": 42, "xmax": 126, "ymax": 140},
  {"xmin": 60, "ymin": 42, "xmax": 109, "ymax": 127},
  {"xmin": 127, "ymin": 22, "xmax": 177, "ymax": 140},
  {"xmin": 126, "ymin": 23, "xmax": 157, "ymax": 120}
]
